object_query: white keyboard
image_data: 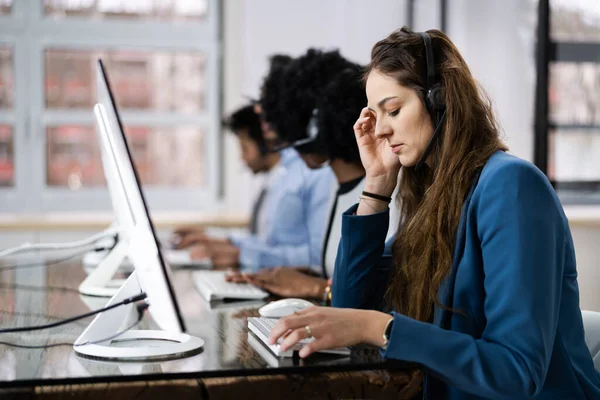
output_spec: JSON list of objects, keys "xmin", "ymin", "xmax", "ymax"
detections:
[
  {"xmin": 192, "ymin": 270, "xmax": 269, "ymax": 301},
  {"xmin": 165, "ymin": 249, "xmax": 212, "ymax": 269},
  {"xmin": 247, "ymin": 317, "xmax": 350, "ymax": 357}
]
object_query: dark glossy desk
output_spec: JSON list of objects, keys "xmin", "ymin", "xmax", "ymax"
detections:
[{"xmin": 0, "ymin": 256, "xmax": 422, "ymax": 399}]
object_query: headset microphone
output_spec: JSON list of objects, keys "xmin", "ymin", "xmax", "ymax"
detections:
[{"xmin": 415, "ymin": 109, "xmax": 446, "ymax": 172}]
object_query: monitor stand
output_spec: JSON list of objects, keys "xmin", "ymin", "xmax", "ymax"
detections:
[
  {"xmin": 73, "ymin": 271, "xmax": 204, "ymax": 361},
  {"xmin": 78, "ymin": 238, "xmax": 128, "ymax": 298},
  {"xmin": 82, "ymin": 247, "xmax": 134, "ymax": 274}
]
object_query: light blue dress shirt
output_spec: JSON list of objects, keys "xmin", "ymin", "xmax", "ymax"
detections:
[{"xmin": 231, "ymin": 148, "xmax": 334, "ymax": 272}]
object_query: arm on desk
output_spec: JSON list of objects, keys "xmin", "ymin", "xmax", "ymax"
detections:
[{"xmin": 233, "ymin": 236, "xmax": 311, "ymax": 272}]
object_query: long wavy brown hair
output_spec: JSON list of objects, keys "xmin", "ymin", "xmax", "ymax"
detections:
[{"xmin": 365, "ymin": 26, "xmax": 507, "ymax": 323}]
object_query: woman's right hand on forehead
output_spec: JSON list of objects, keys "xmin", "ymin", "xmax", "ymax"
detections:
[{"xmin": 353, "ymin": 107, "xmax": 401, "ymax": 197}]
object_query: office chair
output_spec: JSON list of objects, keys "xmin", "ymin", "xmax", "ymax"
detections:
[{"xmin": 581, "ymin": 310, "xmax": 600, "ymax": 371}]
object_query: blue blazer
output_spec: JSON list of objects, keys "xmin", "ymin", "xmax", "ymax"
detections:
[{"xmin": 332, "ymin": 151, "xmax": 600, "ymax": 399}]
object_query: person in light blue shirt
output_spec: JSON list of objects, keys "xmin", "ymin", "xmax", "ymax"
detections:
[
  {"xmin": 230, "ymin": 146, "xmax": 334, "ymax": 271},
  {"xmin": 176, "ymin": 54, "xmax": 334, "ymax": 271},
  {"xmin": 229, "ymin": 53, "xmax": 335, "ymax": 271},
  {"xmin": 267, "ymin": 26, "xmax": 600, "ymax": 399}
]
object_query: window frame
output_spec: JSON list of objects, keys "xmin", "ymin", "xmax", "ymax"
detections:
[
  {"xmin": 534, "ymin": 0, "xmax": 600, "ymax": 204},
  {"xmin": 0, "ymin": 0, "xmax": 221, "ymax": 213},
  {"xmin": 0, "ymin": 32, "xmax": 27, "ymax": 211}
]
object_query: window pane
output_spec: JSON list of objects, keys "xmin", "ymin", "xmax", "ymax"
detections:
[
  {"xmin": 0, "ymin": 125, "xmax": 13, "ymax": 187},
  {"xmin": 45, "ymin": 49, "xmax": 205, "ymax": 113},
  {"xmin": 46, "ymin": 125, "xmax": 204, "ymax": 189},
  {"xmin": 549, "ymin": 130, "xmax": 600, "ymax": 182},
  {"xmin": 0, "ymin": 0, "xmax": 12, "ymax": 15},
  {"xmin": 43, "ymin": 0, "xmax": 207, "ymax": 21},
  {"xmin": 551, "ymin": 0, "xmax": 600, "ymax": 42},
  {"xmin": 550, "ymin": 62, "xmax": 600, "ymax": 126},
  {"xmin": 0, "ymin": 47, "xmax": 13, "ymax": 109},
  {"xmin": 46, "ymin": 126, "xmax": 104, "ymax": 189}
]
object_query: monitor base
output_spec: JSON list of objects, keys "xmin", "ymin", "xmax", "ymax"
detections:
[
  {"xmin": 74, "ymin": 330, "xmax": 204, "ymax": 362},
  {"xmin": 74, "ymin": 270, "xmax": 204, "ymax": 361}
]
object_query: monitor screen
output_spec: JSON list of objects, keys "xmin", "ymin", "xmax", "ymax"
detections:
[{"xmin": 95, "ymin": 59, "xmax": 186, "ymax": 333}]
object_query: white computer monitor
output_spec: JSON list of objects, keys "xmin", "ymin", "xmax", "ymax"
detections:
[
  {"xmin": 77, "ymin": 68, "xmax": 135, "ymax": 297},
  {"xmin": 73, "ymin": 60, "xmax": 204, "ymax": 361}
]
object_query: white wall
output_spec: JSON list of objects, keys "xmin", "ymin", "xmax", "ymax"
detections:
[
  {"xmin": 239, "ymin": 0, "xmax": 408, "ymax": 99},
  {"xmin": 447, "ymin": 0, "xmax": 536, "ymax": 162}
]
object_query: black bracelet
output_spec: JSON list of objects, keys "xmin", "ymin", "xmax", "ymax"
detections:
[{"xmin": 362, "ymin": 191, "xmax": 392, "ymax": 203}]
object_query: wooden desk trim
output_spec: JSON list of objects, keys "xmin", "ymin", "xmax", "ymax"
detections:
[
  {"xmin": 1, "ymin": 371, "xmax": 423, "ymax": 400},
  {"xmin": 0, "ymin": 212, "xmax": 250, "ymax": 231},
  {"xmin": 0, "ymin": 358, "xmax": 414, "ymax": 389}
]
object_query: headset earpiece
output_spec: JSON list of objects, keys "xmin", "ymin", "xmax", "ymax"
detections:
[
  {"xmin": 306, "ymin": 108, "xmax": 319, "ymax": 141},
  {"xmin": 426, "ymin": 85, "xmax": 446, "ymax": 112},
  {"xmin": 290, "ymin": 108, "xmax": 321, "ymax": 148}
]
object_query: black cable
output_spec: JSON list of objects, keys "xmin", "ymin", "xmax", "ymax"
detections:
[
  {"xmin": 0, "ymin": 246, "xmax": 111, "ymax": 272},
  {"xmin": 0, "ymin": 292, "xmax": 147, "ymax": 334},
  {"xmin": 0, "ymin": 302, "xmax": 148, "ymax": 349}
]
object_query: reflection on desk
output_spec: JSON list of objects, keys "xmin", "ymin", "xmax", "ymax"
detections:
[{"xmin": 0, "ymin": 256, "xmax": 422, "ymax": 399}]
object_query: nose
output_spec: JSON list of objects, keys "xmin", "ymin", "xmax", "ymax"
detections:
[{"xmin": 374, "ymin": 118, "xmax": 392, "ymax": 139}]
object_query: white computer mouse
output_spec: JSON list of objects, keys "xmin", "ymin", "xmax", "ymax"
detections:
[{"xmin": 258, "ymin": 298, "xmax": 315, "ymax": 318}]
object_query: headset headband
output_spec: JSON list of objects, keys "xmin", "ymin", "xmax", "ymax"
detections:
[{"xmin": 417, "ymin": 31, "xmax": 436, "ymax": 91}]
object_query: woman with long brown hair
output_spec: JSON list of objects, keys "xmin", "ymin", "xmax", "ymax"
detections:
[{"xmin": 268, "ymin": 27, "xmax": 600, "ymax": 398}]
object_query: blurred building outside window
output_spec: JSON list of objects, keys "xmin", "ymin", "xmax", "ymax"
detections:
[
  {"xmin": 0, "ymin": 0, "xmax": 218, "ymax": 212},
  {"xmin": 0, "ymin": 0, "xmax": 12, "ymax": 15},
  {"xmin": 0, "ymin": 47, "xmax": 13, "ymax": 188},
  {"xmin": 44, "ymin": 49, "xmax": 206, "ymax": 189},
  {"xmin": 43, "ymin": 0, "xmax": 207, "ymax": 21}
]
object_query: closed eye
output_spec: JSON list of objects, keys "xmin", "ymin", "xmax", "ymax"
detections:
[{"xmin": 388, "ymin": 109, "xmax": 400, "ymax": 117}]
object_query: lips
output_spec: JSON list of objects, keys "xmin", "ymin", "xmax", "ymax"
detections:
[{"xmin": 390, "ymin": 144, "xmax": 403, "ymax": 154}]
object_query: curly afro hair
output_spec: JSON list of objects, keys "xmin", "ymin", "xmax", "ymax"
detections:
[
  {"xmin": 259, "ymin": 54, "xmax": 293, "ymax": 129},
  {"xmin": 261, "ymin": 49, "xmax": 366, "ymax": 164}
]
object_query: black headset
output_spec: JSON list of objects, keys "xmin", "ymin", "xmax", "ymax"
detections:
[
  {"xmin": 270, "ymin": 108, "xmax": 323, "ymax": 153},
  {"xmin": 287, "ymin": 66, "xmax": 359, "ymax": 155},
  {"xmin": 415, "ymin": 31, "xmax": 447, "ymax": 171},
  {"xmin": 257, "ymin": 138, "xmax": 269, "ymax": 156},
  {"xmin": 292, "ymin": 108, "xmax": 319, "ymax": 147}
]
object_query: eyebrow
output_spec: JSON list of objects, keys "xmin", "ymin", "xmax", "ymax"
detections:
[{"xmin": 367, "ymin": 96, "xmax": 399, "ymax": 112}]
